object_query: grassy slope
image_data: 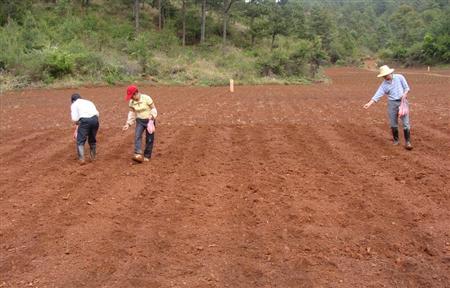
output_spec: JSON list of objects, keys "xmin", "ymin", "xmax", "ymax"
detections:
[{"xmin": 0, "ymin": 2, "xmax": 325, "ymax": 91}]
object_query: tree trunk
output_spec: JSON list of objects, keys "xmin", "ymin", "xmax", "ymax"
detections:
[
  {"xmin": 134, "ymin": 0, "xmax": 140, "ymax": 33},
  {"xmin": 250, "ymin": 16, "xmax": 255, "ymax": 46},
  {"xmin": 222, "ymin": 0, "xmax": 236, "ymax": 49},
  {"xmin": 81, "ymin": 0, "xmax": 89, "ymax": 15},
  {"xmin": 200, "ymin": 0, "xmax": 206, "ymax": 44},
  {"xmin": 182, "ymin": 0, "xmax": 186, "ymax": 46},
  {"xmin": 162, "ymin": 8, "xmax": 165, "ymax": 29},
  {"xmin": 222, "ymin": 0, "xmax": 229, "ymax": 48},
  {"xmin": 158, "ymin": 0, "xmax": 162, "ymax": 30},
  {"xmin": 222, "ymin": 13, "xmax": 228, "ymax": 47},
  {"xmin": 271, "ymin": 32, "xmax": 276, "ymax": 51}
]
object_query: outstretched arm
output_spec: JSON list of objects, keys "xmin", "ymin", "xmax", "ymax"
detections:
[
  {"xmin": 123, "ymin": 108, "xmax": 136, "ymax": 131},
  {"xmin": 364, "ymin": 85, "xmax": 385, "ymax": 109}
]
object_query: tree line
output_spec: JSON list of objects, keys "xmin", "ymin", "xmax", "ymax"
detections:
[{"xmin": 0, "ymin": 0, "xmax": 448, "ymax": 88}]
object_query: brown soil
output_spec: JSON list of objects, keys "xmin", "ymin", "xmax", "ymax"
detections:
[
  {"xmin": 1, "ymin": 68, "xmax": 449, "ymax": 287},
  {"xmin": 363, "ymin": 59, "xmax": 378, "ymax": 71}
]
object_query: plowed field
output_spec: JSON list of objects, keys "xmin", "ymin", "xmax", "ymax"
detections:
[{"xmin": 1, "ymin": 68, "xmax": 449, "ymax": 287}]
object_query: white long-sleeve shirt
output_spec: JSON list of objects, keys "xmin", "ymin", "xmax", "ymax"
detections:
[{"xmin": 71, "ymin": 99, "xmax": 99, "ymax": 122}]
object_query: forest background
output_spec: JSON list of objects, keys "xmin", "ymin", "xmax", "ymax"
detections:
[{"xmin": 1, "ymin": 0, "xmax": 449, "ymax": 90}]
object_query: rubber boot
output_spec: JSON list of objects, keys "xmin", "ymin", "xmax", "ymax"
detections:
[
  {"xmin": 391, "ymin": 127, "xmax": 399, "ymax": 145},
  {"xmin": 77, "ymin": 145, "xmax": 86, "ymax": 165},
  {"xmin": 404, "ymin": 129, "xmax": 413, "ymax": 150},
  {"xmin": 89, "ymin": 146, "xmax": 96, "ymax": 161}
]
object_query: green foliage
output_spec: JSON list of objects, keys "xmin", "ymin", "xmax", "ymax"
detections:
[
  {"xmin": 43, "ymin": 49, "xmax": 74, "ymax": 78},
  {"xmin": 127, "ymin": 32, "xmax": 153, "ymax": 74},
  {"xmin": 329, "ymin": 29, "xmax": 358, "ymax": 64},
  {"xmin": 257, "ymin": 50, "xmax": 289, "ymax": 77},
  {"xmin": 174, "ymin": 7, "xmax": 219, "ymax": 45},
  {"xmin": 389, "ymin": 5, "xmax": 425, "ymax": 46},
  {"xmin": 308, "ymin": 6, "xmax": 334, "ymax": 51},
  {"xmin": 0, "ymin": 0, "xmax": 449, "ymax": 90},
  {"xmin": 0, "ymin": 0, "xmax": 32, "ymax": 26},
  {"xmin": 0, "ymin": 21, "xmax": 23, "ymax": 70},
  {"xmin": 21, "ymin": 11, "xmax": 46, "ymax": 51},
  {"xmin": 103, "ymin": 64, "xmax": 126, "ymax": 85},
  {"xmin": 423, "ymin": 33, "xmax": 450, "ymax": 64},
  {"xmin": 72, "ymin": 51, "xmax": 105, "ymax": 76},
  {"xmin": 257, "ymin": 39, "xmax": 326, "ymax": 79}
]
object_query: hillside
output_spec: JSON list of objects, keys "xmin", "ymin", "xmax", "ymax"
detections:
[{"xmin": 0, "ymin": 0, "xmax": 448, "ymax": 90}]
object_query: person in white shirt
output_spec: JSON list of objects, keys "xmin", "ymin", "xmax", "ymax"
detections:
[{"xmin": 71, "ymin": 93, "xmax": 100, "ymax": 164}]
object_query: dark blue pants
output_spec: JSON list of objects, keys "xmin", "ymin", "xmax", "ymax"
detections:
[
  {"xmin": 77, "ymin": 116, "xmax": 99, "ymax": 148},
  {"xmin": 135, "ymin": 118, "xmax": 155, "ymax": 158}
]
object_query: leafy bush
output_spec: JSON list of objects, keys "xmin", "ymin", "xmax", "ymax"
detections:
[
  {"xmin": 0, "ymin": 21, "xmax": 23, "ymax": 70},
  {"xmin": 103, "ymin": 64, "xmax": 126, "ymax": 85},
  {"xmin": 423, "ymin": 33, "xmax": 450, "ymax": 64},
  {"xmin": 257, "ymin": 39, "xmax": 326, "ymax": 78},
  {"xmin": 127, "ymin": 32, "xmax": 162, "ymax": 75},
  {"xmin": 286, "ymin": 41, "xmax": 313, "ymax": 74},
  {"xmin": 257, "ymin": 50, "xmax": 290, "ymax": 77},
  {"xmin": 148, "ymin": 27, "xmax": 180, "ymax": 51},
  {"xmin": 42, "ymin": 49, "xmax": 74, "ymax": 78},
  {"xmin": 378, "ymin": 48, "xmax": 393, "ymax": 61},
  {"xmin": 73, "ymin": 52, "xmax": 104, "ymax": 76},
  {"xmin": 174, "ymin": 8, "xmax": 202, "ymax": 45}
]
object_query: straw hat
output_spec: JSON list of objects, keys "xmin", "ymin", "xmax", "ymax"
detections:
[{"xmin": 377, "ymin": 65, "xmax": 395, "ymax": 78}]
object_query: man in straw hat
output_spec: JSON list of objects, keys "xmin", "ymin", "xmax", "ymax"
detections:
[{"xmin": 363, "ymin": 65, "xmax": 413, "ymax": 150}]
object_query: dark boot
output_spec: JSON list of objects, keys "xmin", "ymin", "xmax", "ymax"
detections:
[
  {"xmin": 77, "ymin": 145, "xmax": 86, "ymax": 164},
  {"xmin": 391, "ymin": 127, "xmax": 399, "ymax": 145},
  {"xmin": 89, "ymin": 146, "xmax": 96, "ymax": 161},
  {"xmin": 404, "ymin": 129, "xmax": 413, "ymax": 150}
]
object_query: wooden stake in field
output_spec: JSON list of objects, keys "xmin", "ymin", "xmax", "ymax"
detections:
[
  {"xmin": 428, "ymin": 66, "xmax": 430, "ymax": 72},
  {"xmin": 230, "ymin": 79, "xmax": 234, "ymax": 93}
]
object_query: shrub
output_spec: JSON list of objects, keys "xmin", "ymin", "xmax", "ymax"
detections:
[
  {"xmin": 148, "ymin": 27, "xmax": 180, "ymax": 51},
  {"xmin": 0, "ymin": 21, "xmax": 23, "ymax": 71},
  {"xmin": 378, "ymin": 48, "xmax": 393, "ymax": 61},
  {"xmin": 256, "ymin": 40, "xmax": 323, "ymax": 78},
  {"xmin": 127, "ymin": 32, "xmax": 158, "ymax": 75},
  {"xmin": 257, "ymin": 50, "xmax": 289, "ymax": 77},
  {"xmin": 73, "ymin": 52, "xmax": 104, "ymax": 76},
  {"xmin": 42, "ymin": 49, "xmax": 74, "ymax": 78},
  {"xmin": 390, "ymin": 46, "xmax": 408, "ymax": 62},
  {"xmin": 174, "ymin": 8, "xmax": 202, "ymax": 45},
  {"xmin": 103, "ymin": 64, "xmax": 125, "ymax": 85}
]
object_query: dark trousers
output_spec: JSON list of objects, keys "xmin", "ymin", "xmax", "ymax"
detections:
[
  {"xmin": 77, "ymin": 116, "xmax": 99, "ymax": 149},
  {"xmin": 135, "ymin": 118, "xmax": 155, "ymax": 158}
]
